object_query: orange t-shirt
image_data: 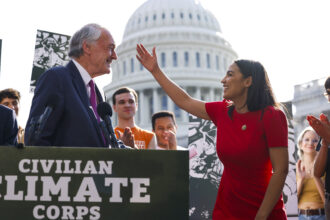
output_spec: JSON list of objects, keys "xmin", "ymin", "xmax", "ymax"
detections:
[{"xmin": 114, "ymin": 126, "xmax": 154, "ymax": 149}]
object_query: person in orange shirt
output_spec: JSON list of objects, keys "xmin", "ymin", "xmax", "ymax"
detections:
[{"xmin": 112, "ymin": 87, "xmax": 157, "ymax": 149}]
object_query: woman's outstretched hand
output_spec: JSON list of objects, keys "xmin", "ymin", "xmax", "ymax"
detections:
[{"xmin": 136, "ymin": 44, "xmax": 160, "ymax": 74}]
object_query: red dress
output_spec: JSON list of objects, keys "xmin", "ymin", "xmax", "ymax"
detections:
[{"xmin": 205, "ymin": 101, "xmax": 288, "ymax": 220}]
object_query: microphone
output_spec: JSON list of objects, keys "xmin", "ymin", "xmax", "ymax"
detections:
[
  {"xmin": 25, "ymin": 117, "xmax": 38, "ymax": 146},
  {"xmin": 33, "ymin": 94, "xmax": 59, "ymax": 144},
  {"xmin": 97, "ymin": 102, "xmax": 119, "ymax": 148}
]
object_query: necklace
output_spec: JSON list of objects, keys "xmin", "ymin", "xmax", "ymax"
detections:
[{"xmin": 234, "ymin": 109, "xmax": 248, "ymax": 131}]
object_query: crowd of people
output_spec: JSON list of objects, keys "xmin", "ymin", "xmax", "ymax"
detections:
[{"xmin": 0, "ymin": 22, "xmax": 329, "ymax": 219}]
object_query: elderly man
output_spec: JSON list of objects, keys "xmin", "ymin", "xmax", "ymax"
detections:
[{"xmin": 25, "ymin": 23, "xmax": 118, "ymax": 148}]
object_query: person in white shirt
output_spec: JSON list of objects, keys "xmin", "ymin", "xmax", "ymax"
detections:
[{"xmin": 152, "ymin": 110, "xmax": 186, "ymax": 150}]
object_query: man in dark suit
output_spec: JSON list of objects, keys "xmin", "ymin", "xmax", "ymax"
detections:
[
  {"xmin": 0, "ymin": 104, "xmax": 18, "ymax": 145},
  {"xmin": 25, "ymin": 23, "xmax": 117, "ymax": 148}
]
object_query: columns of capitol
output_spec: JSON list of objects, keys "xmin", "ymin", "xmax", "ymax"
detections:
[
  {"xmin": 141, "ymin": 86, "xmax": 217, "ymax": 125},
  {"xmin": 152, "ymin": 88, "xmax": 160, "ymax": 114},
  {"xmin": 139, "ymin": 89, "xmax": 146, "ymax": 125},
  {"xmin": 210, "ymin": 88, "xmax": 215, "ymax": 102},
  {"xmin": 181, "ymin": 86, "xmax": 189, "ymax": 123},
  {"xmin": 195, "ymin": 87, "xmax": 201, "ymax": 100},
  {"xmin": 167, "ymin": 95, "xmax": 174, "ymax": 116}
]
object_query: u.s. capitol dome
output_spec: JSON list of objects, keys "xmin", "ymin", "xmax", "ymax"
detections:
[{"xmin": 104, "ymin": 0, "xmax": 237, "ymax": 146}]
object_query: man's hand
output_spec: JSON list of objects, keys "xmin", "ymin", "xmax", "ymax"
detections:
[
  {"xmin": 116, "ymin": 128, "xmax": 138, "ymax": 149},
  {"xmin": 164, "ymin": 130, "xmax": 177, "ymax": 150}
]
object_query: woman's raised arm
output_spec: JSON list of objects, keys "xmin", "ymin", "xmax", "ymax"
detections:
[{"xmin": 136, "ymin": 44, "xmax": 210, "ymax": 120}]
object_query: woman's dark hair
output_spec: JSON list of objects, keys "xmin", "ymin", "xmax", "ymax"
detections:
[{"xmin": 228, "ymin": 60, "xmax": 280, "ymax": 116}]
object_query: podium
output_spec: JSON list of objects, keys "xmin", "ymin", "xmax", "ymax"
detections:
[{"xmin": 0, "ymin": 146, "xmax": 189, "ymax": 220}]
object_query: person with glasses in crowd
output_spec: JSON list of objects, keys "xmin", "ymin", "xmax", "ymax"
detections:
[{"xmin": 309, "ymin": 77, "xmax": 330, "ymax": 219}]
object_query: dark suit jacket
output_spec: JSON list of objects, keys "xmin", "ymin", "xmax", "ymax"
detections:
[
  {"xmin": 0, "ymin": 105, "xmax": 18, "ymax": 145},
  {"xmin": 25, "ymin": 60, "xmax": 106, "ymax": 148}
]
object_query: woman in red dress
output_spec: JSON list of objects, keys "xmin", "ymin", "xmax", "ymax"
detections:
[{"xmin": 136, "ymin": 44, "xmax": 288, "ymax": 220}]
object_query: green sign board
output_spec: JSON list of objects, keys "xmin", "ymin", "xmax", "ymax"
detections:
[{"xmin": 0, "ymin": 147, "xmax": 189, "ymax": 220}]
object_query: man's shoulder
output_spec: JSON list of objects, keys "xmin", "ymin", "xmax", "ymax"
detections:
[
  {"xmin": 0, "ymin": 104, "xmax": 12, "ymax": 113},
  {"xmin": 132, "ymin": 127, "xmax": 154, "ymax": 144},
  {"xmin": 133, "ymin": 126, "xmax": 154, "ymax": 135},
  {"xmin": 40, "ymin": 65, "xmax": 69, "ymax": 82},
  {"xmin": 0, "ymin": 105, "xmax": 15, "ymax": 120},
  {"xmin": 0, "ymin": 105, "xmax": 16, "ymax": 133},
  {"xmin": 43, "ymin": 61, "xmax": 76, "ymax": 77},
  {"xmin": 156, "ymin": 145, "xmax": 188, "ymax": 151},
  {"xmin": 37, "ymin": 62, "xmax": 77, "ymax": 89},
  {"xmin": 177, "ymin": 145, "xmax": 188, "ymax": 151},
  {"xmin": 114, "ymin": 127, "xmax": 124, "ymax": 132}
]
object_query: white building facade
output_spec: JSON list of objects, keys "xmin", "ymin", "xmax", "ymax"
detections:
[{"xmin": 104, "ymin": 0, "xmax": 237, "ymax": 146}]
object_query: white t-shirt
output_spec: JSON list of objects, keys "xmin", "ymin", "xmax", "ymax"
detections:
[{"xmin": 156, "ymin": 145, "xmax": 187, "ymax": 150}]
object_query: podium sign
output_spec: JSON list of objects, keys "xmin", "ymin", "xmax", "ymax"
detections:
[{"xmin": 0, "ymin": 146, "xmax": 189, "ymax": 220}]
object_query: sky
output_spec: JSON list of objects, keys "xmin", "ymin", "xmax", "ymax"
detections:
[{"xmin": 0, "ymin": 0, "xmax": 329, "ymax": 126}]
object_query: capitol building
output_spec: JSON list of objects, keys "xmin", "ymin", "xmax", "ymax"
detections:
[{"xmin": 104, "ymin": 0, "xmax": 237, "ymax": 146}]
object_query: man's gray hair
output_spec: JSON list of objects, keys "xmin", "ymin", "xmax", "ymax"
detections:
[{"xmin": 68, "ymin": 23, "xmax": 103, "ymax": 58}]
